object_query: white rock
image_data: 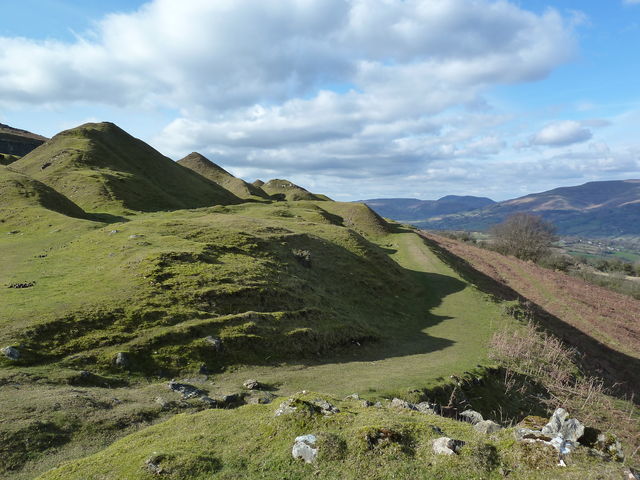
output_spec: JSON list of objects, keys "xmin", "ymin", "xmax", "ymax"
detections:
[{"xmin": 292, "ymin": 434, "xmax": 318, "ymax": 463}]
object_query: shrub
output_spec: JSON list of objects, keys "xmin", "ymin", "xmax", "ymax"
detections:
[{"xmin": 490, "ymin": 213, "xmax": 556, "ymax": 262}]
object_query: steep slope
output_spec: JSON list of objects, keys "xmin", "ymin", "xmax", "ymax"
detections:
[
  {"xmin": 0, "ymin": 123, "xmax": 47, "ymax": 158},
  {"xmin": 363, "ymin": 195, "xmax": 495, "ymax": 221},
  {"xmin": 420, "ymin": 180, "xmax": 640, "ymax": 236},
  {"xmin": 11, "ymin": 122, "xmax": 240, "ymax": 214},
  {"xmin": 0, "ymin": 166, "xmax": 87, "ymax": 222},
  {"xmin": 262, "ymin": 178, "xmax": 328, "ymax": 201},
  {"xmin": 177, "ymin": 152, "xmax": 270, "ymax": 201}
]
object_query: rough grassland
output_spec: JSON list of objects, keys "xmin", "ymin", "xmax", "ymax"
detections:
[{"xmin": 38, "ymin": 392, "xmax": 626, "ymax": 480}]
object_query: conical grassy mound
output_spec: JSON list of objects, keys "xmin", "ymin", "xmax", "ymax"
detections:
[
  {"xmin": 0, "ymin": 166, "xmax": 87, "ymax": 222},
  {"xmin": 262, "ymin": 179, "xmax": 328, "ymax": 201},
  {"xmin": 178, "ymin": 152, "xmax": 270, "ymax": 201},
  {"xmin": 12, "ymin": 123, "xmax": 240, "ymax": 214}
]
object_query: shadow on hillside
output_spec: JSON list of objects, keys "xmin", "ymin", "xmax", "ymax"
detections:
[
  {"xmin": 87, "ymin": 212, "xmax": 130, "ymax": 223},
  {"xmin": 419, "ymin": 232, "xmax": 640, "ymax": 404}
]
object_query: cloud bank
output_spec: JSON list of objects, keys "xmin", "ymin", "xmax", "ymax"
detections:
[{"xmin": 3, "ymin": 0, "xmax": 635, "ymax": 200}]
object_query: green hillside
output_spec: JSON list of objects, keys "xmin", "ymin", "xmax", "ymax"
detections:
[
  {"xmin": 11, "ymin": 123, "xmax": 240, "ymax": 214},
  {"xmin": 262, "ymin": 178, "xmax": 328, "ymax": 201},
  {"xmin": 0, "ymin": 166, "xmax": 87, "ymax": 223},
  {"xmin": 177, "ymin": 152, "xmax": 270, "ymax": 201}
]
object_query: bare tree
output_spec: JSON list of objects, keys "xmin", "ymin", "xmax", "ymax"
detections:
[{"xmin": 490, "ymin": 213, "xmax": 556, "ymax": 261}]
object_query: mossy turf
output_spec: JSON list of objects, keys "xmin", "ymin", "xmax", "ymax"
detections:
[{"xmin": 38, "ymin": 392, "xmax": 625, "ymax": 480}]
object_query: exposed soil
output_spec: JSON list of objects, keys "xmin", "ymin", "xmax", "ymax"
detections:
[{"xmin": 420, "ymin": 231, "xmax": 640, "ymax": 400}]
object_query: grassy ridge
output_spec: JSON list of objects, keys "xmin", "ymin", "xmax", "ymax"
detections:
[{"xmin": 11, "ymin": 123, "xmax": 240, "ymax": 214}]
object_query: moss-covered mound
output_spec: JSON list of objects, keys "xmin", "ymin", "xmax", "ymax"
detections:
[
  {"xmin": 38, "ymin": 392, "xmax": 626, "ymax": 480},
  {"xmin": 262, "ymin": 179, "xmax": 328, "ymax": 202},
  {"xmin": 11, "ymin": 123, "xmax": 240, "ymax": 214},
  {"xmin": 178, "ymin": 152, "xmax": 270, "ymax": 201},
  {"xmin": 0, "ymin": 166, "xmax": 87, "ymax": 222}
]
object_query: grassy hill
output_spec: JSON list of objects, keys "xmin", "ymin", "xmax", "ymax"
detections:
[
  {"xmin": 262, "ymin": 179, "xmax": 329, "ymax": 201},
  {"xmin": 177, "ymin": 152, "xmax": 270, "ymax": 201},
  {"xmin": 418, "ymin": 180, "xmax": 640, "ymax": 236},
  {"xmin": 11, "ymin": 123, "xmax": 241, "ymax": 214}
]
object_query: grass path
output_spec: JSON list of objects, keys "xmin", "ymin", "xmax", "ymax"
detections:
[{"xmin": 208, "ymin": 232, "xmax": 505, "ymax": 399}]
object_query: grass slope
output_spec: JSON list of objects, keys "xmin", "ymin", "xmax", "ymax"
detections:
[
  {"xmin": 0, "ymin": 166, "xmax": 87, "ymax": 222},
  {"xmin": 11, "ymin": 123, "xmax": 240, "ymax": 214},
  {"xmin": 38, "ymin": 392, "xmax": 625, "ymax": 480},
  {"xmin": 262, "ymin": 179, "xmax": 328, "ymax": 201},
  {"xmin": 177, "ymin": 152, "xmax": 270, "ymax": 201}
]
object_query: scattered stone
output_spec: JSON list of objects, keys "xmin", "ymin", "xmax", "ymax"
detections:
[
  {"xmin": 361, "ymin": 399, "xmax": 373, "ymax": 408},
  {"xmin": 460, "ymin": 409, "xmax": 484, "ymax": 425},
  {"xmin": 313, "ymin": 398, "xmax": 340, "ymax": 415},
  {"xmin": 275, "ymin": 398, "xmax": 300, "ymax": 416},
  {"xmin": 624, "ymin": 468, "xmax": 640, "ymax": 480},
  {"xmin": 246, "ymin": 392, "xmax": 276, "ymax": 405},
  {"xmin": 592, "ymin": 432, "xmax": 625, "ymax": 462},
  {"xmin": 109, "ymin": 230, "xmax": 119, "ymax": 235},
  {"xmin": 559, "ymin": 418, "xmax": 584, "ymax": 443},
  {"xmin": 168, "ymin": 381, "xmax": 207, "ymax": 399},
  {"xmin": 155, "ymin": 397, "xmax": 171, "ymax": 409},
  {"xmin": 204, "ymin": 336, "xmax": 223, "ymax": 351},
  {"xmin": 218, "ymin": 393, "xmax": 242, "ymax": 408},
  {"xmin": 113, "ymin": 352, "xmax": 130, "ymax": 368},
  {"xmin": 344, "ymin": 393, "xmax": 360, "ymax": 400},
  {"xmin": 243, "ymin": 379, "xmax": 261, "ymax": 390},
  {"xmin": 200, "ymin": 396, "xmax": 218, "ymax": 407},
  {"xmin": 292, "ymin": 434, "xmax": 318, "ymax": 463},
  {"xmin": 474, "ymin": 420, "xmax": 502, "ymax": 435},
  {"xmin": 144, "ymin": 453, "xmax": 167, "ymax": 475},
  {"xmin": 129, "ymin": 234, "xmax": 144, "ymax": 239},
  {"xmin": 8, "ymin": 281, "xmax": 35, "ymax": 289},
  {"xmin": 542, "ymin": 408, "xmax": 568, "ymax": 436},
  {"xmin": 433, "ymin": 437, "xmax": 465, "ymax": 455},
  {"xmin": 292, "ymin": 249, "xmax": 311, "ymax": 268},
  {"xmin": 390, "ymin": 397, "xmax": 416, "ymax": 410},
  {"xmin": 373, "ymin": 401, "xmax": 383, "ymax": 408},
  {"xmin": 414, "ymin": 401, "xmax": 437, "ymax": 414},
  {"xmin": 1, "ymin": 346, "xmax": 20, "ymax": 360}
]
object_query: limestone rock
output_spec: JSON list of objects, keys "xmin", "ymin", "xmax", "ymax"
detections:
[
  {"xmin": 113, "ymin": 352, "xmax": 129, "ymax": 368},
  {"xmin": 243, "ymin": 379, "xmax": 261, "ymax": 390},
  {"xmin": 474, "ymin": 420, "xmax": 502, "ymax": 435},
  {"xmin": 313, "ymin": 398, "xmax": 340, "ymax": 415},
  {"xmin": 433, "ymin": 437, "xmax": 464, "ymax": 455},
  {"xmin": 541, "ymin": 408, "xmax": 568, "ymax": 436},
  {"xmin": 168, "ymin": 381, "xmax": 207, "ymax": 399},
  {"xmin": 204, "ymin": 336, "xmax": 223, "ymax": 351},
  {"xmin": 1, "ymin": 346, "xmax": 20, "ymax": 360},
  {"xmin": 460, "ymin": 409, "xmax": 484, "ymax": 425},
  {"xmin": 415, "ymin": 401, "xmax": 437, "ymax": 414},
  {"xmin": 390, "ymin": 398, "xmax": 416, "ymax": 410},
  {"xmin": 292, "ymin": 434, "xmax": 318, "ymax": 463}
]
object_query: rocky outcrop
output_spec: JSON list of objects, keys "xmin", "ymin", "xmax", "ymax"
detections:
[
  {"xmin": 292, "ymin": 434, "xmax": 318, "ymax": 463},
  {"xmin": 432, "ymin": 437, "xmax": 465, "ymax": 455}
]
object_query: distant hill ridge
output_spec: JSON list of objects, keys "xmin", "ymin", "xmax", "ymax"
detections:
[
  {"xmin": 11, "ymin": 122, "xmax": 241, "ymax": 214},
  {"xmin": 0, "ymin": 123, "xmax": 48, "ymax": 160},
  {"xmin": 362, "ymin": 195, "xmax": 495, "ymax": 220},
  {"xmin": 416, "ymin": 180, "xmax": 640, "ymax": 236},
  {"xmin": 261, "ymin": 178, "xmax": 329, "ymax": 201}
]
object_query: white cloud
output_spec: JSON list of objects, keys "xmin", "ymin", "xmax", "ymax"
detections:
[
  {"xmin": 530, "ymin": 121, "xmax": 593, "ymax": 147},
  {"xmin": 0, "ymin": 0, "xmax": 587, "ymax": 200},
  {"xmin": 623, "ymin": 0, "xmax": 640, "ymax": 5}
]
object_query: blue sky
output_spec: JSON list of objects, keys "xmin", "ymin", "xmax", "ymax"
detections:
[{"xmin": 1, "ymin": 0, "xmax": 639, "ymax": 201}]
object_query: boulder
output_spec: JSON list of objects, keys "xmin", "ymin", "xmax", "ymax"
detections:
[
  {"xmin": 292, "ymin": 434, "xmax": 318, "ymax": 463},
  {"xmin": 433, "ymin": 437, "xmax": 464, "ymax": 455},
  {"xmin": 541, "ymin": 408, "xmax": 568, "ymax": 436},
  {"xmin": 361, "ymin": 400, "xmax": 373, "ymax": 408},
  {"xmin": 1, "ymin": 346, "xmax": 20, "ymax": 360},
  {"xmin": 415, "ymin": 401, "xmax": 437, "ymax": 414},
  {"xmin": 460, "ymin": 409, "xmax": 484, "ymax": 425},
  {"xmin": 243, "ymin": 379, "xmax": 261, "ymax": 390},
  {"xmin": 344, "ymin": 393, "xmax": 360, "ymax": 400},
  {"xmin": 168, "ymin": 381, "xmax": 207, "ymax": 399},
  {"xmin": 559, "ymin": 418, "xmax": 584, "ymax": 443},
  {"xmin": 313, "ymin": 398, "xmax": 340, "ymax": 415},
  {"xmin": 204, "ymin": 336, "xmax": 223, "ymax": 351},
  {"xmin": 474, "ymin": 420, "xmax": 502, "ymax": 435},
  {"xmin": 390, "ymin": 398, "xmax": 416, "ymax": 410},
  {"xmin": 113, "ymin": 352, "xmax": 129, "ymax": 368}
]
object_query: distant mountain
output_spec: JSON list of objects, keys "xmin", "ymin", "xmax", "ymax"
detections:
[
  {"xmin": 362, "ymin": 195, "xmax": 495, "ymax": 220},
  {"xmin": 177, "ymin": 152, "xmax": 270, "ymax": 201},
  {"xmin": 0, "ymin": 123, "xmax": 47, "ymax": 163},
  {"xmin": 261, "ymin": 178, "xmax": 329, "ymax": 201},
  {"xmin": 419, "ymin": 180, "xmax": 640, "ymax": 237},
  {"xmin": 11, "ymin": 122, "xmax": 240, "ymax": 214}
]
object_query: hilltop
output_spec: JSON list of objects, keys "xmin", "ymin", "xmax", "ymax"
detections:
[
  {"xmin": 10, "ymin": 122, "xmax": 240, "ymax": 214},
  {"xmin": 0, "ymin": 123, "xmax": 47, "ymax": 164},
  {"xmin": 177, "ymin": 152, "xmax": 270, "ymax": 201},
  {"xmin": 261, "ymin": 178, "xmax": 329, "ymax": 201}
]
